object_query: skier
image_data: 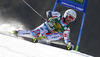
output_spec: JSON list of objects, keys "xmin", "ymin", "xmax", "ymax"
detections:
[{"xmin": 13, "ymin": 9, "xmax": 76, "ymax": 50}]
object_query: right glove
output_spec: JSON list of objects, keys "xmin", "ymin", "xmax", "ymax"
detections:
[{"xmin": 46, "ymin": 10, "xmax": 52, "ymax": 18}]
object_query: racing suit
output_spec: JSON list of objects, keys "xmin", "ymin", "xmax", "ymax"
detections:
[{"xmin": 17, "ymin": 11, "xmax": 71, "ymax": 45}]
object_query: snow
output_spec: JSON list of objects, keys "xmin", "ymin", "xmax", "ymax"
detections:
[{"xmin": 0, "ymin": 34, "xmax": 93, "ymax": 57}]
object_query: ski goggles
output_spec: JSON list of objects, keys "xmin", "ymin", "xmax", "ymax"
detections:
[{"xmin": 67, "ymin": 16, "xmax": 75, "ymax": 21}]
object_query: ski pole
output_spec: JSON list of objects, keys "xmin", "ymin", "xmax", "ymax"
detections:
[
  {"xmin": 53, "ymin": 0, "xmax": 57, "ymax": 12},
  {"xmin": 23, "ymin": 0, "xmax": 47, "ymax": 21},
  {"xmin": 76, "ymin": 13, "xmax": 86, "ymax": 51}
]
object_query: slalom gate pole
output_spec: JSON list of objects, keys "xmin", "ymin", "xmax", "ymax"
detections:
[
  {"xmin": 76, "ymin": 13, "xmax": 86, "ymax": 51},
  {"xmin": 23, "ymin": 0, "xmax": 47, "ymax": 21},
  {"xmin": 53, "ymin": 0, "xmax": 58, "ymax": 12}
]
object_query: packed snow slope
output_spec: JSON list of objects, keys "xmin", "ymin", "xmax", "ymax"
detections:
[{"xmin": 0, "ymin": 34, "xmax": 93, "ymax": 57}]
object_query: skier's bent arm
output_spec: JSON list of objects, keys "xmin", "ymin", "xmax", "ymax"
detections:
[
  {"xmin": 63, "ymin": 29, "xmax": 74, "ymax": 50},
  {"xmin": 63, "ymin": 29, "xmax": 71, "ymax": 45}
]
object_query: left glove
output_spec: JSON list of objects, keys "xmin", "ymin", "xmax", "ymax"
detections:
[{"xmin": 66, "ymin": 42, "xmax": 74, "ymax": 50}]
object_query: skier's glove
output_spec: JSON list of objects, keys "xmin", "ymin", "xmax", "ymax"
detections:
[
  {"xmin": 46, "ymin": 10, "xmax": 52, "ymax": 18},
  {"xmin": 66, "ymin": 42, "xmax": 74, "ymax": 50}
]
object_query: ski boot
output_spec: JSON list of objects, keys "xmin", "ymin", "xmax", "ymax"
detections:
[
  {"xmin": 10, "ymin": 30, "xmax": 18, "ymax": 37},
  {"xmin": 37, "ymin": 36, "xmax": 46, "ymax": 40},
  {"xmin": 32, "ymin": 36, "xmax": 46, "ymax": 43},
  {"xmin": 32, "ymin": 38, "xmax": 38, "ymax": 43}
]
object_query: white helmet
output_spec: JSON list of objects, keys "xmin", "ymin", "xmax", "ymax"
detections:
[{"xmin": 64, "ymin": 9, "xmax": 77, "ymax": 21}]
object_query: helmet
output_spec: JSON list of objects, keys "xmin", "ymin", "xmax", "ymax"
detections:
[{"xmin": 63, "ymin": 9, "xmax": 77, "ymax": 21}]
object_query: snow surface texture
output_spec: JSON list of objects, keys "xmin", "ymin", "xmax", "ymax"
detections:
[{"xmin": 0, "ymin": 34, "xmax": 93, "ymax": 57}]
